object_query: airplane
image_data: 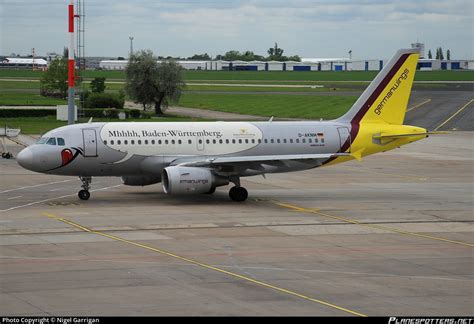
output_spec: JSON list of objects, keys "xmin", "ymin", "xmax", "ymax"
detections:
[{"xmin": 17, "ymin": 48, "xmax": 434, "ymax": 202}]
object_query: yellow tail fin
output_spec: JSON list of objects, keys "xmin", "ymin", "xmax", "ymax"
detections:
[{"xmin": 338, "ymin": 49, "xmax": 420, "ymax": 125}]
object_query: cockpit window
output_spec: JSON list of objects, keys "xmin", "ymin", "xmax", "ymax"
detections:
[
  {"xmin": 57, "ymin": 138, "xmax": 65, "ymax": 146},
  {"xmin": 46, "ymin": 137, "xmax": 57, "ymax": 145},
  {"xmin": 36, "ymin": 137, "xmax": 48, "ymax": 144}
]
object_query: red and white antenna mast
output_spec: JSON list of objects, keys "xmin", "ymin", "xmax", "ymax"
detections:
[{"xmin": 67, "ymin": 0, "xmax": 76, "ymax": 125}]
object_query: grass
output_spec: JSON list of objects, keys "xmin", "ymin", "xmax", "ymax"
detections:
[
  {"xmin": 1, "ymin": 69, "xmax": 473, "ymax": 81},
  {"xmin": 0, "ymin": 93, "xmax": 66, "ymax": 106},
  {"xmin": 178, "ymin": 93, "xmax": 356, "ymax": 119},
  {"xmin": 1, "ymin": 115, "xmax": 207, "ymax": 134}
]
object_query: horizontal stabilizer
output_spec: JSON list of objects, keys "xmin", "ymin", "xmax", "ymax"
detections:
[
  {"xmin": 373, "ymin": 131, "xmax": 446, "ymax": 144},
  {"xmin": 374, "ymin": 131, "xmax": 446, "ymax": 140}
]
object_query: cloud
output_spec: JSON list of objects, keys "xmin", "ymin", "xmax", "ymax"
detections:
[{"xmin": 1, "ymin": 0, "xmax": 472, "ymax": 59}]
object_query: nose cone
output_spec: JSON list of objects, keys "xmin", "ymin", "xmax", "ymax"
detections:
[{"xmin": 17, "ymin": 148, "xmax": 34, "ymax": 170}]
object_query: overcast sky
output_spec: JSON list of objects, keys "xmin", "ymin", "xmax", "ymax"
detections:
[{"xmin": 1, "ymin": 0, "xmax": 473, "ymax": 59}]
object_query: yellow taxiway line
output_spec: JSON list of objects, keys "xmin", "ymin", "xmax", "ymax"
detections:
[
  {"xmin": 434, "ymin": 98, "xmax": 474, "ymax": 131},
  {"xmin": 406, "ymin": 98, "xmax": 432, "ymax": 112},
  {"xmin": 274, "ymin": 202, "xmax": 474, "ymax": 248},
  {"xmin": 41, "ymin": 211, "xmax": 367, "ymax": 317}
]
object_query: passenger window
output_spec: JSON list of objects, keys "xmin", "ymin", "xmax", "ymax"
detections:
[
  {"xmin": 264, "ymin": 139, "xmax": 268, "ymax": 144},
  {"xmin": 226, "ymin": 139, "xmax": 229, "ymax": 144},
  {"xmin": 238, "ymin": 139, "xmax": 242, "ymax": 144},
  {"xmin": 219, "ymin": 139, "xmax": 223, "ymax": 144},
  {"xmin": 178, "ymin": 140, "xmax": 182, "ymax": 145},
  {"xmin": 104, "ymin": 140, "xmax": 107, "ymax": 145},
  {"xmin": 131, "ymin": 140, "xmax": 135, "ymax": 145},
  {"xmin": 165, "ymin": 140, "xmax": 169, "ymax": 145},
  {"xmin": 308, "ymin": 139, "xmax": 312, "ymax": 143},
  {"xmin": 117, "ymin": 140, "xmax": 121, "ymax": 145},
  {"xmin": 144, "ymin": 140, "xmax": 148, "ymax": 145},
  {"xmin": 138, "ymin": 140, "xmax": 141, "ymax": 145},
  {"xmin": 232, "ymin": 139, "xmax": 236, "ymax": 144},
  {"xmin": 258, "ymin": 139, "xmax": 262, "ymax": 144},
  {"xmin": 296, "ymin": 139, "xmax": 300, "ymax": 143},
  {"xmin": 270, "ymin": 139, "xmax": 274, "ymax": 144},
  {"xmin": 46, "ymin": 137, "xmax": 56, "ymax": 145},
  {"xmin": 57, "ymin": 138, "xmax": 65, "ymax": 146},
  {"xmin": 302, "ymin": 138, "xmax": 306, "ymax": 143},
  {"xmin": 251, "ymin": 139, "xmax": 255, "ymax": 144},
  {"xmin": 283, "ymin": 139, "xmax": 287, "ymax": 144},
  {"xmin": 188, "ymin": 139, "xmax": 192, "ymax": 144},
  {"xmin": 198, "ymin": 139, "xmax": 202, "ymax": 144},
  {"xmin": 277, "ymin": 139, "xmax": 280, "ymax": 144},
  {"xmin": 290, "ymin": 139, "xmax": 293, "ymax": 143},
  {"xmin": 206, "ymin": 139, "xmax": 210, "ymax": 144},
  {"xmin": 314, "ymin": 138, "xmax": 318, "ymax": 143},
  {"xmin": 212, "ymin": 139, "xmax": 216, "ymax": 144},
  {"xmin": 151, "ymin": 140, "xmax": 155, "ymax": 145},
  {"xmin": 158, "ymin": 140, "xmax": 161, "ymax": 145},
  {"xmin": 111, "ymin": 140, "xmax": 115, "ymax": 145}
]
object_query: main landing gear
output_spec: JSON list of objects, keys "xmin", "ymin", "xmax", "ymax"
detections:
[
  {"xmin": 78, "ymin": 176, "xmax": 91, "ymax": 200},
  {"xmin": 228, "ymin": 177, "xmax": 248, "ymax": 202}
]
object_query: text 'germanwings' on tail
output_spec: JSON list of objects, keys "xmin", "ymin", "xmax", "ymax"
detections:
[{"xmin": 338, "ymin": 48, "xmax": 420, "ymax": 126}]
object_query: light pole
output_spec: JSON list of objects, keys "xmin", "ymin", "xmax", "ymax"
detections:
[
  {"xmin": 348, "ymin": 50, "xmax": 352, "ymax": 60},
  {"xmin": 129, "ymin": 36, "xmax": 134, "ymax": 57}
]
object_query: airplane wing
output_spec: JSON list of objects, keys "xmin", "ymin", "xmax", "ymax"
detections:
[{"xmin": 172, "ymin": 153, "xmax": 351, "ymax": 168}]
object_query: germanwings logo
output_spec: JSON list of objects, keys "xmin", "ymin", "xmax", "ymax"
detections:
[{"xmin": 374, "ymin": 68, "xmax": 410, "ymax": 115}]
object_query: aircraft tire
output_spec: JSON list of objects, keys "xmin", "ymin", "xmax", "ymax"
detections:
[
  {"xmin": 229, "ymin": 186, "xmax": 248, "ymax": 202},
  {"xmin": 78, "ymin": 190, "xmax": 90, "ymax": 200},
  {"xmin": 4, "ymin": 153, "xmax": 11, "ymax": 159}
]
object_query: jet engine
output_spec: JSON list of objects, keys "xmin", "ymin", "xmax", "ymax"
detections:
[
  {"xmin": 121, "ymin": 175, "xmax": 161, "ymax": 186},
  {"xmin": 162, "ymin": 166, "xmax": 228, "ymax": 194}
]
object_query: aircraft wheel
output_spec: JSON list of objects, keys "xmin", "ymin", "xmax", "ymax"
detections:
[
  {"xmin": 229, "ymin": 186, "xmax": 248, "ymax": 202},
  {"xmin": 4, "ymin": 153, "xmax": 11, "ymax": 159},
  {"xmin": 78, "ymin": 190, "xmax": 90, "ymax": 200},
  {"xmin": 1, "ymin": 153, "xmax": 5, "ymax": 158}
]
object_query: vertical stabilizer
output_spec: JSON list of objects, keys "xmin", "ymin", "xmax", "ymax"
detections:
[{"xmin": 338, "ymin": 49, "xmax": 419, "ymax": 125}]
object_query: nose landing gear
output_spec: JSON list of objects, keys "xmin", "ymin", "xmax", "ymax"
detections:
[{"xmin": 78, "ymin": 176, "xmax": 91, "ymax": 200}]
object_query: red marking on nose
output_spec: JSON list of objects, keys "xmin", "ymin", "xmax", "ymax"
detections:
[{"xmin": 61, "ymin": 149, "xmax": 73, "ymax": 166}]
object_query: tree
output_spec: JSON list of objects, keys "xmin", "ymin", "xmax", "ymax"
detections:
[
  {"xmin": 428, "ymin": 49, "xmax": 432, "ymax": 59},
  {"xmin": 439, "ymin": 47, "xmax": 444, "ymax": 60},
  {"xmin": 446, "ymin": 49, "xmax": 451, "ymax": 60},
  {"xmin": 90, "ymin": 77, "xmax": 106, "ymax": 93},
  {"xmin": 435, "ymin": 48, "xmax": 440, "ymax": 59},
  {"xmin": 125, "ymin": 49, "xmax": 185, "ymax": 115},
  {"xmin": 40, "ymin": 57, "xmax": 68, "ymax": 99},
  {"xmin": 189, "ymin": 53, "xmax": 211, "ymax": 60},
  {"xmin": 267, "ymin": 42, "xmax": 285, "ymax": 61}
]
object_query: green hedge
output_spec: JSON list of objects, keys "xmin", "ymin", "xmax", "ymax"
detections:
[
  {"xmin": 0, "ymin": 108, "xmax": 149, "ymax": 119},
  {"xmin": 85, "ymin": 93, "xmax": 124, "ymax": 109},
  {"xmin": 0, "ymin": 109, "xmax": 56, "ymax": 118}
]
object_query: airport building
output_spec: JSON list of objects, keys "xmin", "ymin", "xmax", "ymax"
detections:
[
  {"xmin": 98, "ymin": 58, "xmax": 474, "ymax": 72},
  {"xmin": 0, "ymin": 57, "xmax": 48, "ymax": 70}
]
